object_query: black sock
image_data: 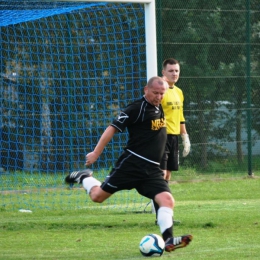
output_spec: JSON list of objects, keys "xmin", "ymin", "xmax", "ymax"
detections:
[
  {"xmin": 162, "ymin": 225, "xmax": 173, "ymax": 241},
  {"xmin": 153, "ymin": 199, "xmax": 159, "ymax": 220}
]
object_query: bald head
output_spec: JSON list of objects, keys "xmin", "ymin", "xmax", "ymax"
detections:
[
  {"xmin": 144, "ymin": 76, "xmax": 167, "ymax": 106},
  {"xmin": 147, "ymin": 76, "xmax": 165, "ymax": 89}
]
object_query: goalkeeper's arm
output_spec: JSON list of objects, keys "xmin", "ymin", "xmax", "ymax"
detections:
[{"xmin": 180, "ymin": 123, "xmax": 190, "ymax": 157}]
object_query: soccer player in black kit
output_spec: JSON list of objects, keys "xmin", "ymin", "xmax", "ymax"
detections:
[{"xmin": 65, "ymin": 76, "xmax": 192, "ymax": 252}]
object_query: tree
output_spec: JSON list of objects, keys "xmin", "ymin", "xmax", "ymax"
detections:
[{"xmin": 157, "ymin": 0, "xmax": 259, "ymax": 168}]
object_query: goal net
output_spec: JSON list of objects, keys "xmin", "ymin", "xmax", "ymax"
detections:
[{"xmin": 0, "ymin": 0, "xmax": 155, "ymax": 212}]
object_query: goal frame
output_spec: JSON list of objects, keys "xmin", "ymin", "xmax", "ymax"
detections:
[{"xmin": 59, "ymin": 0, "xmax": 158, "ymax": 80}]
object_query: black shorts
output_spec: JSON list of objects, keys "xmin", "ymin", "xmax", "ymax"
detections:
[
  {"xmin": 101, "ymin": 151, "xmax": 171, "ymax": 199},
  {"xmin": 160, "ymin": 134, "xmax": 179, "ymax": 171}
]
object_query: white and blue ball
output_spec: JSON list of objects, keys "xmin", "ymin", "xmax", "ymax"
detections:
[{"xmin": 139, "ymin": 234, "xmax": 165, "ymax": 257}]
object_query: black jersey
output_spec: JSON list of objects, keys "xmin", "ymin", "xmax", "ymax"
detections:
[{"xmin": 111, "ymin": 96, "xmax": 167, "ymax": 164}]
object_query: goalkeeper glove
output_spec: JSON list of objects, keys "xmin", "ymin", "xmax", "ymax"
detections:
[{"xmin": 181, "ymin": 133, "xmax": 191, "ymax": 157}]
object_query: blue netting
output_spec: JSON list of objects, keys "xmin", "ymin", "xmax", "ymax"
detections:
[
  {"xmin": 0, "ymin": 1, "xmax": 106, "ymax": 26},
  {"xmin": 0, "ymin": 1, "xmax": 148, "ymax": 211}
]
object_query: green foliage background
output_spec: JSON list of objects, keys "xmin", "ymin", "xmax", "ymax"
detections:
[{"xmin": 156, "ymin": 0, "xmax": 260, "ymax": 172}]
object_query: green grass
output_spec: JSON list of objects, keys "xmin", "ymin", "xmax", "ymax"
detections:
[{"xmin": 0, "ymin": 176, "xmax": 260, "ymax": 259}]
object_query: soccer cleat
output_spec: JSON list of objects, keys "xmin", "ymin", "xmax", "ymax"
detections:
[
  {"xmin": 65, "ymin": 169, "xmax": 93, "ymax": 185},
  {"xmin": 165, "ymin": 234, "xmax": 193, "ymax": 252}
]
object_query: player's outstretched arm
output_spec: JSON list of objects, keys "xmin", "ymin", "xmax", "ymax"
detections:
[{"xmin": 86, "ymin": 126, "xmax": 118, "ymax": 166}]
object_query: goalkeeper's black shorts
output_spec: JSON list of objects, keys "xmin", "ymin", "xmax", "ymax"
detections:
[{"xmin": 160, "ymin": 134, "xmax": 179, "ymax": 171}]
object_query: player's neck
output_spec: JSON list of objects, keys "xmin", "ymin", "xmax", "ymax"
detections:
[{"xmin": 169, "ymin": 83, "xmax": 175, "ymax": 89}]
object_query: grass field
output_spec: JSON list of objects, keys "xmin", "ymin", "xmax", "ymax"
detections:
[{"xmin": 1, "ymin": 175, "xmax": 259, "ymax": 260}]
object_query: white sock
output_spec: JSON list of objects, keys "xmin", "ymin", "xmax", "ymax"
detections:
[
  {"xmin": 82, "ymin": 177, "xmax": 101, "ymax": 194},
  {"xmin": 157, "ymin": 207, "xmax": 173, "ymax": 234}
]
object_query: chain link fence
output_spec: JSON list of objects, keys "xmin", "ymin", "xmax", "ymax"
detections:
[{"xmin": 156, "ymin": 0, "xmax": 260, "ymax": 175}]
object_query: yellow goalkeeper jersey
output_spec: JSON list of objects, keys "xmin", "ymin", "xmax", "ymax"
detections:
[{"xmin": 161, "ymin": 85, "xmax": 185, "ymax": 135}]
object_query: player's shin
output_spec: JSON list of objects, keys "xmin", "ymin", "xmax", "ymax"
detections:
[{"xmin": 157, "ymin": 206, "xmax": 173, "ymax": 241}]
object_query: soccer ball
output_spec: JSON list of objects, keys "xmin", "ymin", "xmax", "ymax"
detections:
[{"xmin": 139, "ymin": 234, "xmax": 165, "ymax": 257}]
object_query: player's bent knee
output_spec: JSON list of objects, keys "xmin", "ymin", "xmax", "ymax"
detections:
[
  {"xmin": 91, "ymin": 197, "xmax": 104, "ymax": 203},
  {"xmin": 90, "ymin": 189, "xmax": 111, "ymax": 203},
  {"xmin": 155, "ymin": 192, "xmax": 175, "ymax": 208},
  {"xmin": 90, "ymin": 194, "xmax": 105, "ymax": 203}
]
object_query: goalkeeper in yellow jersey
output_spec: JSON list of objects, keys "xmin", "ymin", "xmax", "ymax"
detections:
[
  {"xmin": 160, "ymin": 58, "xmax": 190, "ymax": 181},
  {"xmin": 153, "ymin": 58, "xmax": 191, "ymax": 225}
]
